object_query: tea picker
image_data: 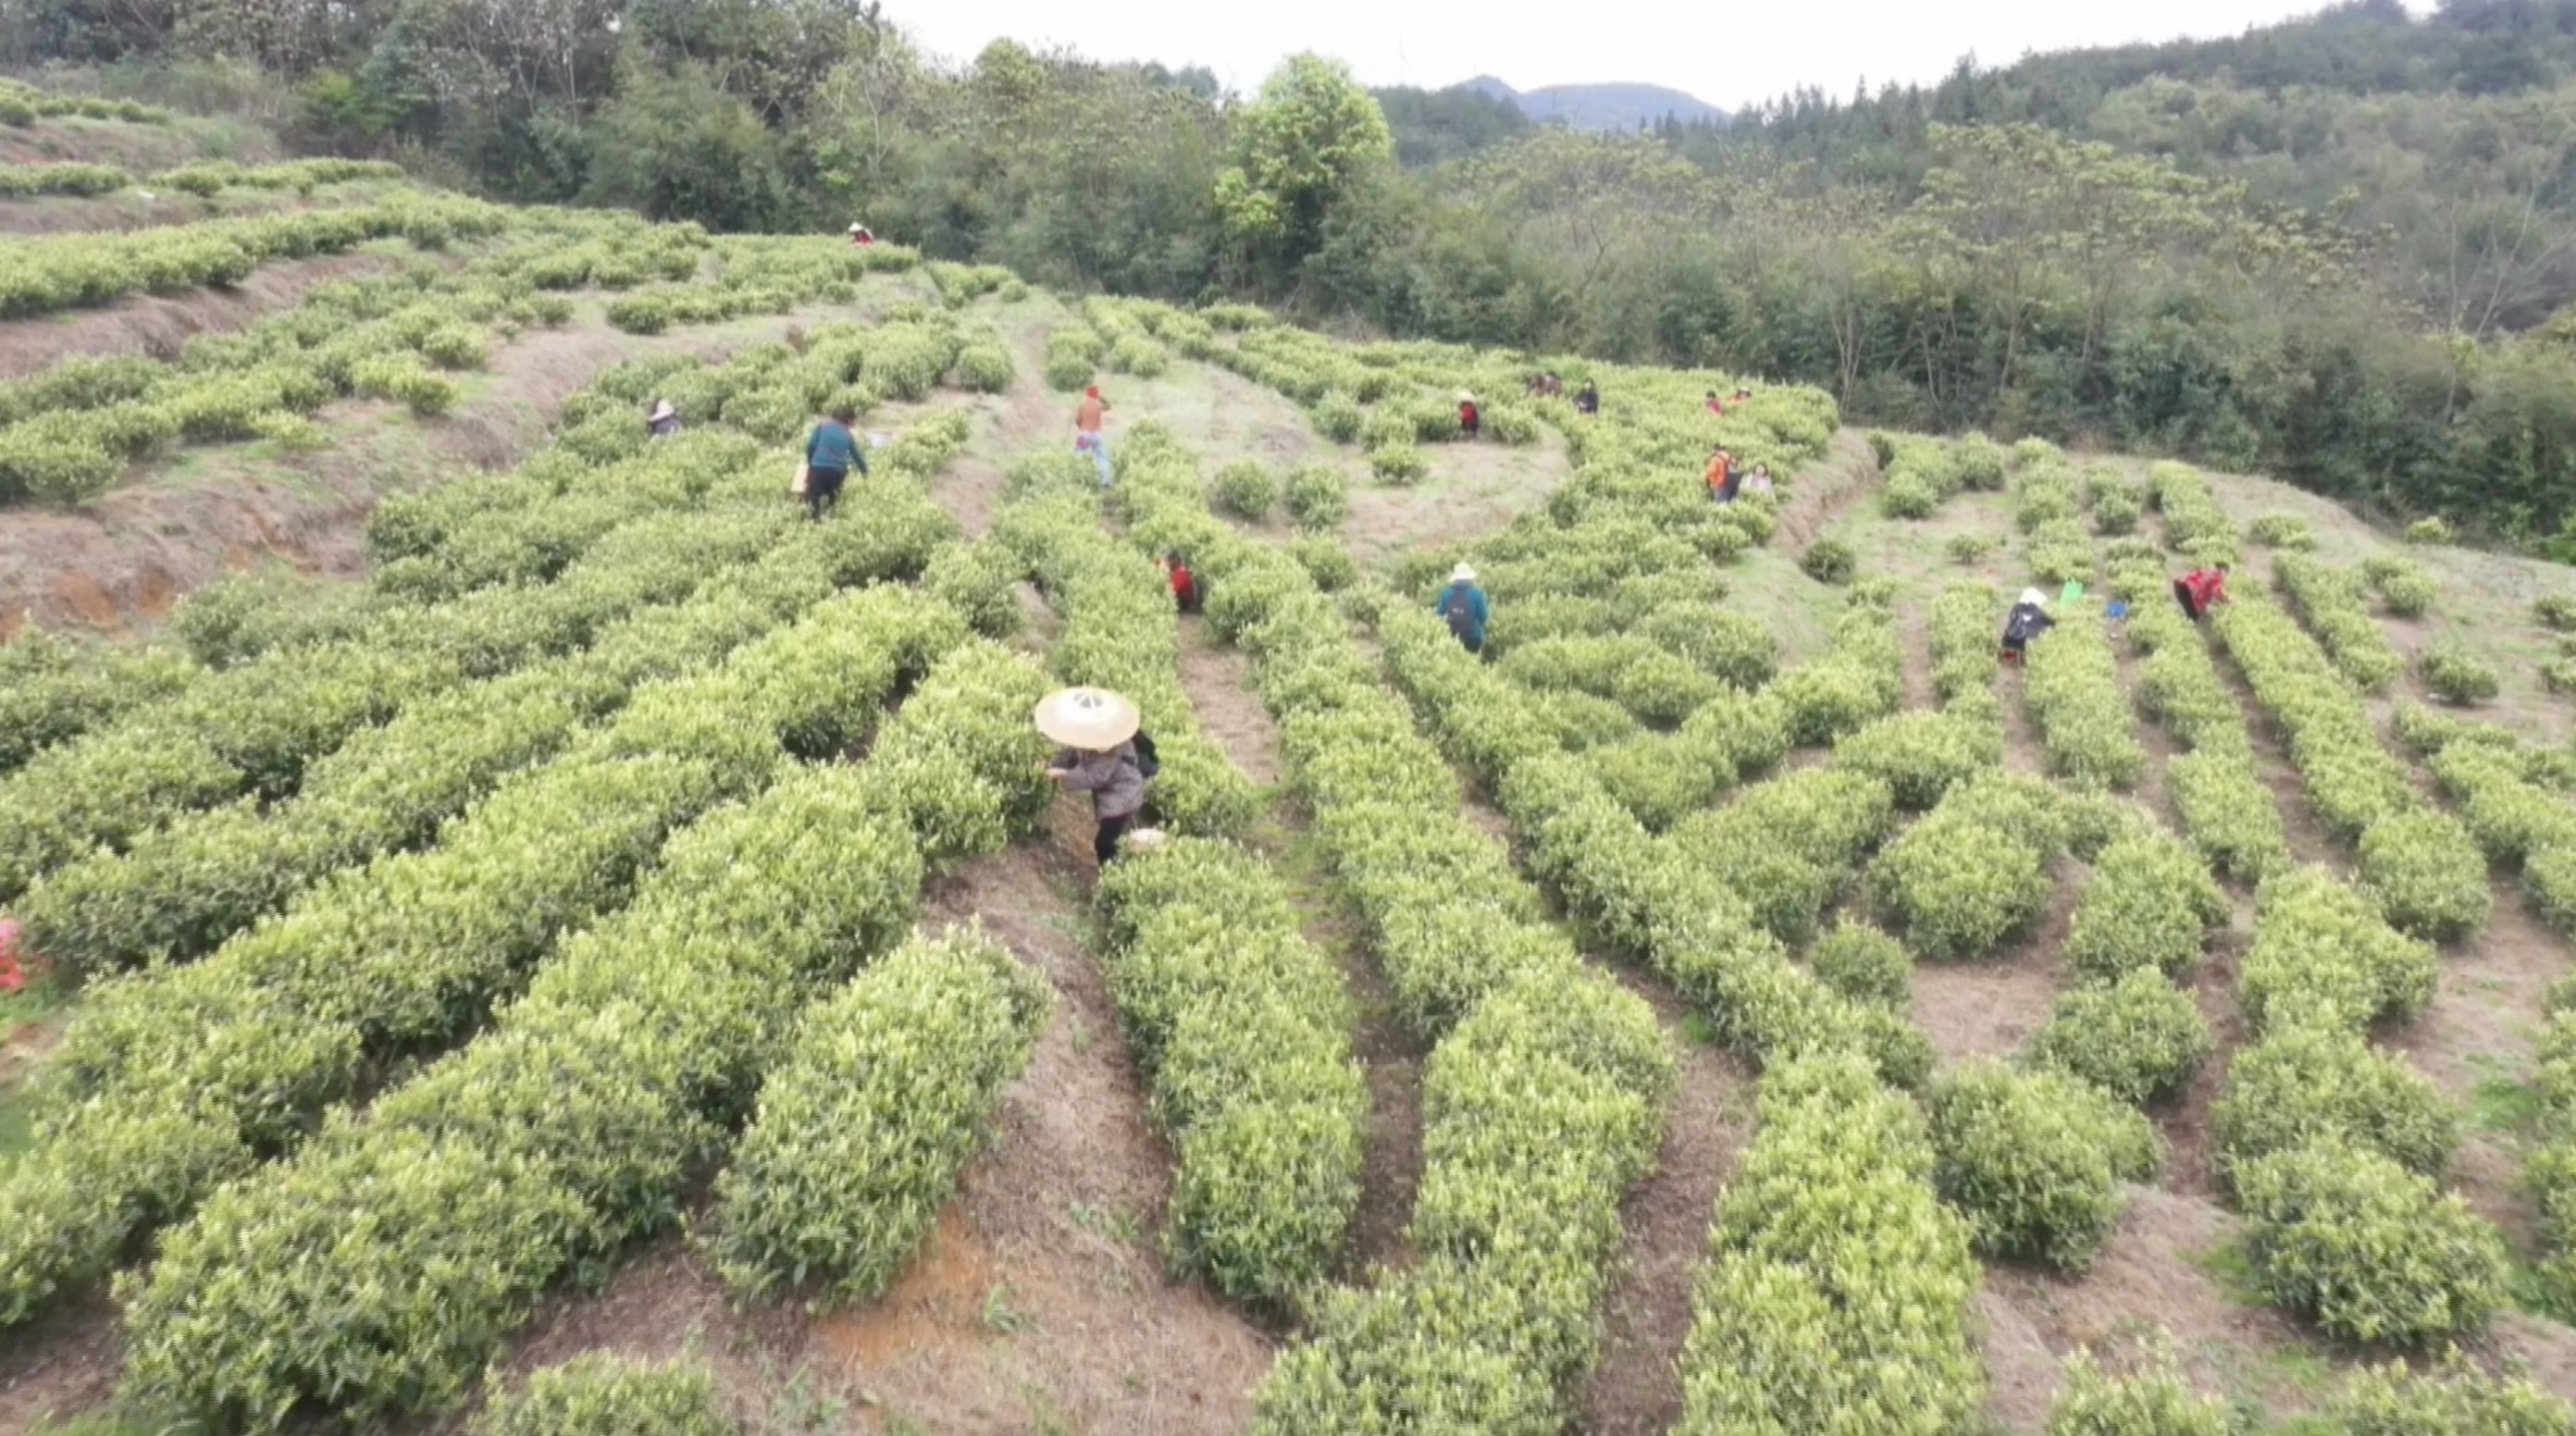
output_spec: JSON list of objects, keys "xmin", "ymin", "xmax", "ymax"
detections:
[{"xmin": 1036, "ymin": 687, "xmax": 1163, "ymax": 867}]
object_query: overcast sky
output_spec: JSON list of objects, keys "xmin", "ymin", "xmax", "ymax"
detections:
[{"xmin": 896, "ymin": 0, "xmax": 2375, "ymax": 109}]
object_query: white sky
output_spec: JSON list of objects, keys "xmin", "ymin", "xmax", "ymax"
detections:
[{"xmin": 897, "ymin": 0, "xmax": 2382, "ymax": 109}]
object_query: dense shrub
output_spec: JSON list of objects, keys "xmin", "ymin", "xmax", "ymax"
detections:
[
  {"xmin": 2238, "ymin": 866, "xmax": 2439, "ymax": 1035},
  {"xmin": 2238, "ymin": 1142, "xmax": 2508, "ymax": 1345},
  {"xmin": 1213, "ymin": 460, "xmax": 1278, "ymax": 519},
  {"xmin": 2420, "ymin": 642, "xmax": 2500, "ymax": 706},
  {"xmin": 2044, "ymin": 1349, "xmax": 2231, "ymax": 1436},
  {"xmin": 2326, "ymin": 1360, "xmax": 2576, "ymax": 1433},
  {"xmin": 1282, "ymin": 464, "xmax": 1349, "ymax": 530},
  {"xmin": 2213, "ymin": 1027, "xmax": 2457, "ymax": 1188},
  {"xmin": 1928, "ymin": 1060, "xmax": 2161, "ymax": 1272},
  {"xmin": 1868, "ymin": 774, "xmax": 2063, "ymax": 960},
  {"xmin": 2063, "ymin": 833, "xmax": 2226, "ymax": 982},
  {"xmin": 474, "ymin": 1355, "xmax": 736, "ymax": 1436},
  {"xmin": 702, "ymin": 929, "xmax": 1049, "ymax": 1304},
  {"xmin": 2358, "ymin": 810, "xmax": 2493, "ymax": 943},
  {"xmin": 2030, "ymin": 970, "xmax": 2214, "ymax": 1107},
  {"xmin": 1807, "ymin": 922, "xmax": 1911, "ymax": 1007},
  {"xmin": 1802, "ymin": 536, "xmax": 1857, "ymax": 585}
]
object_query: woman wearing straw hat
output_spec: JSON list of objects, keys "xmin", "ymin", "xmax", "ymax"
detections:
[
  {"xmin": 1037, "ymin": 687, "xmax": 1150, "ymax": 867},
  {"xmin": 1435, "ymin": 563, "xmax": 1490, "ymax": 655},
  {"xmin": 2000, "ymin": 587, "xmax": 2054, "ymax": 664},
  {"xmin": 645, "ymin": 398, "xmax": 681, "ymax": 439},
  {"xmin": 1455, "ymin": 390, "xmax": 1480, "ymax": 440}
]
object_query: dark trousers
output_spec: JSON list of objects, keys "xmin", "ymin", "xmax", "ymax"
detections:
[
  {"xmin": 2174, "ymin": 578, "xmax": 2200, "ymax": 619},
  {"xmin": 806, "ymin": 465, "xmax": 848, "ymax": 521},
  {"xmin": 1095, "ymin": 811, "xmax": 1136, "ymax": 866}
]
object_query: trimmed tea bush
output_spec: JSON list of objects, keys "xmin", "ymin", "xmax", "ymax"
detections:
[
  {"xmin": 1282, "ymin": 461, "xmax": 1349, "ymax": 528},
  {"xmin": 2237, "ymin": 1141, "xmax": 2508, "ymax": 1345},
  {"xmin": 1929, "ymin": 1059, "xmax": 2161, "ymax": 1272},
  {"xmin": 2358, "ymin": 809, "xmax": 2493, "ymax": 943},
  {"xmin": 2045, "ymin": 1348, "xmax": 2231, "ymax": 1436},
  {"xmin": 2063, "ymin": 833, "xmax": 2226, "ymax": 983},
  {"xmin": 702, "ymin": 928, "xmax": 1049, "ymax": 1305},
  {"xmin": 1802, "ymin": 536, "xmax": 1857, "ymax": 585},
  {"xmin": 1808, "ymin": 922, "xmax": 1911, "ymax": 1008},
  {"xmin": 2030, "ymin": 970, "xmax": 2214, "ymax": 1107},
  {"xmin": 2420, "ymin": 642, "xmax": 2500, "ymax": 706},
  {"xmin": 474, "ymin": 1354, "xmax": 736, "ymax": 1436},
  {"xmin": 1213, "ymin": 460, "xmax": 1278, "ymax": 519}
]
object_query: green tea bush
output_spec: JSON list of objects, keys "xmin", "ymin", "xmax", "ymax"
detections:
[
  {"xmin": 2363, "ymin": 555, "xmax": 2437, "ymax": 617},
  {"xmin": 112, "ymin": 637, "xmax": 1046, "ymax": 1426},
  {"xmin": 1947, "ymin": 532, "xmax": 2001, "ymax": 564},
  {"xmin": 1092, "ymin": 840, "xmax": 1365, "ymax": 1307},
  {"xmin": 1311, "ymin": 391, "xmax": 1365, "ymax": 442},
  {"xmin": 1282, "ymin": 461, "xmax": 1349, "ymax": 528},
  {"xmin": 2420, "ymin": 642, "xmax": 2500, "ymax": 706},
  {"xmin": 2024, "ymin": 618, "xmax": 2146, "ymax": 790},
  {"xmin": 1929, "ymin": 1059, "xmax": 2161, "ymax": 1271},
  {"xmin": 2358, "ymin": 809, "xmax": 2493, "ymax": 943},
  {"xmin": 1044, "ymin": 324, "xmax": 1102, "ymax": 390},
  {"xmin": 705, "ymin": 929, "xmax": 1048, "ymax": 1304},
  {"xmin": 1802, "ymin": 536, "xmax": 1857, "ymax": 585},
  {"xmin": 2149, "ymin": 464, "xmax": 2240, "ymax": 560},
  {"xmin": 1483, "ymin": 403, "xmax": 1542, "ymax": 444},
  {"xmin": 2405, "ymin": 515, "xmax": 2453, "ymax": 545},
  {"xmin": 2537, "ymin": 594, "xmax": 2576, "ymax": 632},
  {"xmin": 1833, "ymin": 710, "xmax": 2001, "ymax": 811},
  {"xmin": 1636, "ymin": 606, "xmax": 1777, "ymax": 689},
  {"xmin": 2325, "ymin": 1359, "xmax": 2576, "ymax": 1433},
  {"xmin": 2213, "ymin": 1027, "xmax": 2457, "ymax": 1188},
  {"xmin": 2025, "ymin": 516, "xmax": 2096, "ymax": 587},
  {"xmin": 1954, "ymin": 432, "xmax": 2009, "ymax": 489},
  {"xmin": 1807, "ymin": 922, "xmax": 1911, "ymax": 1007},
  {"xmin": 1213, "ymin": 459, "xmax": 1278, "ymax": 519},
  {"xmin": 0, "ymin": 161, "xmax": 128, "ymax": 197},
  {"xmin": 2044, "ymin": 1348, "xmax": 2231, "ymax": 1436},
  {"xmin": 1868, "ymin": 774, "xmax": 2062, "ymax": 960},
  {"xmin": 2212, "ymin": 598, "xmax": 2420, "ymax": 844},
  {"xmin": 2276, "ymin": 553, "xmax": 2404, "ymax": 691},
  {"xmin": 2238, "ymin": 866, "xmax": 2438, "ymax": 1035},
  {"xmin": 2030, "ymin": 970, "xmax": 2214, "ymax": 1107},
  {"xmin": 474, "ymin": 1354, "xmax": 737, "ymax": 1436},
  {"xmin": 2087, "ymin": 471, "xmax": 2147, "ymax": 537},
  {"xmin": 2238, "ymin": 1142, "xmax": 2507, "ymax": 1345},
  {"xmin": 1674, "ymin": 1055, "xmax": 1984, "ymax": 1435},
  {"xmin": 1288, "ymin": 536, "xmax": 1358, "ymax": 591},
  {"xmin": 1368, "ymin": 439, "xmax": 1429, "ymax": 485},
  {"xmin": 2063, "ymin": 832, "xmax": 2226, "ymax": 982},
  {"xmin": 2249, "ymin": 512, "xmax": 2318, "ymax": 550},
  {"xmin": 952, "ymin": 335, "xmax": 1015, "ymax": 392},
  {"xmin": 1929, "ymin": 582, "xmax": 2000, "ymax": 702}
]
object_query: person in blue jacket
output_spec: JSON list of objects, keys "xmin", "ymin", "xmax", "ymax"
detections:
[
  {"xmin": 801, "ymin": 406, "xmax": 866, "ymax": 521},
  {"xmin": 1435, "ymin": 563, "xmax": 1490, "ymax": 655}
]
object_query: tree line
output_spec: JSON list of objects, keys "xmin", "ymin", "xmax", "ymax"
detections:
[{"xmin": 7, "ymin": 0, "xmax": 2576, "ymax": 549}]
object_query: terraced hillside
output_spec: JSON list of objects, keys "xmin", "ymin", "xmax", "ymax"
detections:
[{"xmin": 9, "ymin": 96, "xmax": 2576, "ymax": 1436}]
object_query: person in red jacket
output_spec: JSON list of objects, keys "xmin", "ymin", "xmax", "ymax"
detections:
[
  {"xmin": 1456, "ymin": 390, "xmax": 1480, "ymax": 439},
  {"xmin": 1160, "ymin": 551, "xmax": 1202, "ymax": 613},
  {"xmin": 2174, "ymin": 563, "xmax": 2232, "ymax": 620}
]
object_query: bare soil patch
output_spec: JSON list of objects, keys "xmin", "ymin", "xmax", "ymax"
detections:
[
  {"xmin": 1977, "ymin": 1186, "xmax": 2308, "ymax": 1432},
  {"xmin": 1581, "ymin": 975, "xmax": 1755, "ymax": 1436},
  {"xmin": 1174, "ymin": 620, "xmax": 1283, "ymax": 789},
  {"xmin": 1908, "ymin": 862, "xmax": 2083, "ymax": 1071},
  {"xmin": 0, "ymin": 1286, "xmax": 122, "ymax": 1435}
]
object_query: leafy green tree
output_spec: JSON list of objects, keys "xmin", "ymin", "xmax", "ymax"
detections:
[{"xmin": 1215, "ymin": 55, "xmax": 1393, "ymax": 279}]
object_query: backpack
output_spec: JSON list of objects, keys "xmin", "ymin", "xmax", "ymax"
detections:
[
  {"xmin": 1442, "ymin": 586, "xmax": 1477, "ymax": 639},
  {"xmin": 1132, "ymin": 731, "xmax": 1160, "ymax": 781}
]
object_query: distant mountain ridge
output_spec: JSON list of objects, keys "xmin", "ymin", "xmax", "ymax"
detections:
[{"xmin": 1458, "ymin": 74, "xmax": 1727, "ymax": 130}]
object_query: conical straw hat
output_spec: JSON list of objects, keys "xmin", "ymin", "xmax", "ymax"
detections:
[{"xmin": 1034, "ymin": 687, "xmax": 1141, "ymax": 750}]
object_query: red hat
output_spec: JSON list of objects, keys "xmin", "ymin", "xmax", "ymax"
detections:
[{"xmin": 1084, "ymin": 386, "xmax": 1100, "ymax": 398}]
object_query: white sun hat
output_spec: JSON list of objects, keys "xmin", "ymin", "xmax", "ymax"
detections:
[
  {"xmin": 2019, "ymin": 588, "xmax": 2048, "ymax": 607},
  {"xmin": 648, "ymin": 399, "xmax": 676, "ymax": 422},
  {"xmin": 1451, "ymin": 563, "xmax": 1478, "ymax": 583},
  {"xmin": 1034, "ymin": 687, "xmax": 1142, "ymax": 751}
]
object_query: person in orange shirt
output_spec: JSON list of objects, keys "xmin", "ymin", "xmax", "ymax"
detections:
[
  {"xmin": 1074, "ymin": 385, "xmax": 1112, "ymax": 489},
  {"xmin": 1705, "ymin": 446, "xmax": 1739, "ymax": 502}
]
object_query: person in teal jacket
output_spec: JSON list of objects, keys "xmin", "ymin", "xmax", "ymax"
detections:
[
  {"xmin": 801, "ymin": 406, "xmax": 866, "ymax": 521},
  {"xmin": 1435, "ymin": 563, "xmax": 1490, "ymax": 654}
]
